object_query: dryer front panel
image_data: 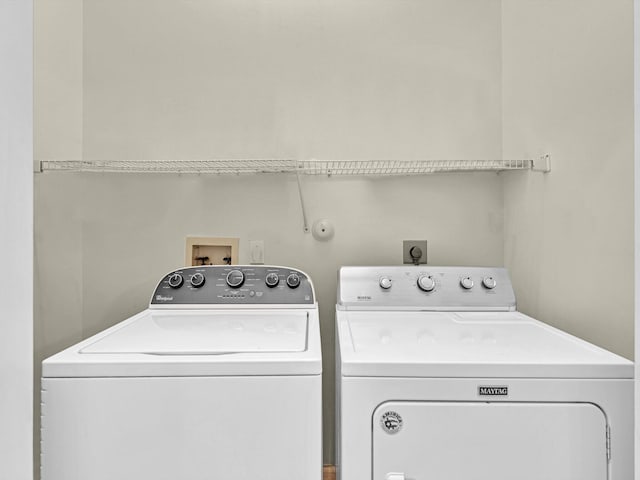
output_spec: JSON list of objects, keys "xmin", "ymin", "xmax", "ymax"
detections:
[{"xmin": 372, "ymin": 401, "xmax": 607, "ymax": 480}]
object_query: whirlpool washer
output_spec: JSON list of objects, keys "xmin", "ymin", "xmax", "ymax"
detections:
[
  {"xmin": 42, "ymin": 265, "xmax": 322, "ymax": 480},
  {"xmin": 335, "ymin": 266, "xmax": 633, "ymax": 480}
]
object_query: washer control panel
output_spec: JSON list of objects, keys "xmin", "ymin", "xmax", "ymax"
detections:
[
  {"xmin": 337, "ymin": 266, "xmax": 515, "ymax": 311},
  {"xmin": 151, "ymin": 266, "xmax": 314, "ymax": 305}
]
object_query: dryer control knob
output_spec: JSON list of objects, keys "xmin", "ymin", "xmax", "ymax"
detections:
[
  {"xmin": 460, "ymin": 276, "xmax": 474, "ymax": 290},
  {"xmin": 482, "ymin": 276, "xmax": 497, "ymax": 289},
  {"xmin": 379, "ymin": 277, "xmax": 393, "ymax": 290},
  {"xmin": 168, "ymin": 273, "xmax": 184, "ymax": 289},
  {"xmin": 190, "ymin": 272, "xmax": 206, "ymax": 288},
  {"xmin": 417, "ymin": 275, "xmax": 436, "ymax": 292},
  {"xmin": 265, "ymin": 272, "xmax": 280, "ymax": 288},
  {"xmin": 286, "ymin": 273, "xmax": 301, "ymax": 289},
  {"xmin": 226, "ymin": 270, "xmax": 245, "ymax": 288}
]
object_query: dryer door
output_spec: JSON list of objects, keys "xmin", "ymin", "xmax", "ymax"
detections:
[{"xmin": 373, "ymin": 402, "xmax": 607, "ymax": 480}]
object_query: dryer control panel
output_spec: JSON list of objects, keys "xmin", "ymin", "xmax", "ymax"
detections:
[
  {"xmin": 337, "ymin": 266, "xmax": 515, "ymax": 311},
  {"xmin": 150, "ymin": 266, "xmax": 314, "ymax": 306}
]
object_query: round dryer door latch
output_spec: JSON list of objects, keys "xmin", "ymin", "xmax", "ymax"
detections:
[{"xmin": 380, "ymin": 411, "xmax": 403, "ymax": 434}]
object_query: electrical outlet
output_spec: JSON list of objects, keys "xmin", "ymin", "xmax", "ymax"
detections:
[{"xmin": 403, "ymin": 240, "xmax": 427, "ymax": 265}]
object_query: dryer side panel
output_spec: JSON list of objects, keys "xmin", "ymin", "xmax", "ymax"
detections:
[{"xmin": 373, "ymin": 401, "xmax": 607, "ymax": 480}]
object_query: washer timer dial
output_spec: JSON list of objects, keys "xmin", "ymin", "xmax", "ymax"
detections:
[
  {"xmin": 286, "ymin": 273, "xmax": 301, "ymax": 289},
  {"xmin": 190, "ymin": 272, "xmax": 206, "ymax": 288},
  {"xmin": 168, "ymin": 273, "xmax": 184, "ymax": 289},
  {"xmin": 379, "ymin": 277, "xmax": 392, "ymax": 290},
  {"xmin": 226, "ymin": 270, "xmax": 245, "ymax": 288},
  {"xmin": 265, "ymin": 272, "xmax": 280, "ymax": 288}
]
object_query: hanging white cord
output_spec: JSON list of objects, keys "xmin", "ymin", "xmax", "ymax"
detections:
[{"xmin": 296, "ymin": 171, "xmax": 310, "ymax": 233}]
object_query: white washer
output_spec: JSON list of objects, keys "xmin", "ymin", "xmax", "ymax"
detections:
[
  {"xmin": 335, "ymin": 266, "xmax": 633, "ymax": 480},
  {"xmin": 42, "ymin": 265, "xmax": 322, "ymax": 480}
]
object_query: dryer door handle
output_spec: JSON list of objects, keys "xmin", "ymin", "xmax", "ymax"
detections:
[{"xmin": 386, "ymin": 473, "xmax": 406, "ymax": 480}]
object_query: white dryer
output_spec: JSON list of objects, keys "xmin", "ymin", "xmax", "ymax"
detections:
[
  {"xmin": 335, "ymin": 266, "xmax": 633, "ymax": 480},
  {"xmin": 42, "ymin": 265, "xmax": 322, "ymax": 480}
]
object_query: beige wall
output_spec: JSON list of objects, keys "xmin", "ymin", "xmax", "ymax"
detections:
[
  {"xmin": 35, "ymin": 0, "xmax": 506, "ymax": 468},
  {"xmin": 34, "ymin": 0, "xmax": 82, "ymax": 162},
  {"xmin": 80, "ymin": 0, "xmax": 501, "ymax": 161},
  {"xmin": 502, "ymin": 0, "xmax": 635, "ymax": 359}
]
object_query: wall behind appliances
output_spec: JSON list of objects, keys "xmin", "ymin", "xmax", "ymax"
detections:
[
  {"xmin": 37, "ymin": 0, "xmax": 504, "ymax": 162},
  {"xmin": 502, "ymin": 0, "xmax": 634, "ymax": 359},
  {"xmin": 0, "ymin": 0, "xmax": 33, "ymax": 479},
  {"xmin": 35, "ymin": 0, "xmax": 504, "ymax": 468}
]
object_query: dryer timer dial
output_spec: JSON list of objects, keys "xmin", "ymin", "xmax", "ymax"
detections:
[
  {"xmin": 482, "ymin": 276, "xmax": 497, "ymax": 289},
  {"xmin": 417, "ymin": 275, "xmax": 436, "ymax": 292},
  {"xmin": 460, "ymin": 276, "xmax": 474, "ymax": 290}
]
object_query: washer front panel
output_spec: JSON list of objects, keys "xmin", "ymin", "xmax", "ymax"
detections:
[{"xmin": 151, "ymin": 265, "xmax": 314, "ymax": 306}]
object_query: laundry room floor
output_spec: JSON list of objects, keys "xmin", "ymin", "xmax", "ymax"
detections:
[{"xmin": 323, "ymin": 466, "xmax": 336, "ymax": 480}]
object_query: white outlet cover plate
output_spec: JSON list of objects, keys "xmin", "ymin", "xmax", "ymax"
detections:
[{"xmin": 249, "ymin": 240, "xmax": 264, "ymax": 264}]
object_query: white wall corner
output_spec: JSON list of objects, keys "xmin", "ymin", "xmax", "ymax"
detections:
[
  {"xmin": 0, "ymin": 0, "xmax": 34, "ymax": 479},
  {"xmin": 634, "ymin": 0, "xmax": 640, "ymax": 474}
]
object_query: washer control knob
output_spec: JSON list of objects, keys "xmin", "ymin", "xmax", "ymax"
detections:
[
  {"xmin": 286, "ymin": 273, "xmax": 301, "ymax": 289},
  {"xmin": 379, "ymin": 277, "xmax": 392, "ymax": 290},
  {"xmin": 482, "ymin": 276, "xmax": 497, "ymax": 289},
  {"xmin": 460, "ymin": 276, "xmax": 474, "ymax": 290},
  {"xmin": 190, "ymin": 272, "xmax": 206, "ymax": 288},
  {"xmin": 265, "ymin": 272, "xmax": 280, "ymax": 288},
  {"xmin": 417, "ymin": 275, "xmax": 436, "ymax": 292},
  {"xmin": 168, "ymin": 273, "xmax": 184, "ymax": 289},
  {"xmin": 226, "ymin": 270, "xmax": 245, "ymax": 288}
]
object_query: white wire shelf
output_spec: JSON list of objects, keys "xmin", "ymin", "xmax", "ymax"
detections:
[{"xmin": 38, "ymin": 158, "xmax": 540, "ymax": 176}]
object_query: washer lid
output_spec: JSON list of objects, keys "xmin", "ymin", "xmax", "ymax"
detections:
[
  {"xmin": 43, "ymin": 308, "xmax": 322, "ymax": 377},
  {"xmin": 337, "ymin": 311, "xmax": 633, "ymax": 378},
  {"xmin": 81, "ymin": 310, "xmax": 308, "ymax": 355}
]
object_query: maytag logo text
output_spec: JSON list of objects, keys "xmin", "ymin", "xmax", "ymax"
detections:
[{"xmin": 478, "ymin": 386, "xmax": 508, "ymax": 396}]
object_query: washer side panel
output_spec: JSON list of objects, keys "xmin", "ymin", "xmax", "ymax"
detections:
[{"xmin": 41, "ymin": 376, "xmax": 322, "ymax": 480}]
